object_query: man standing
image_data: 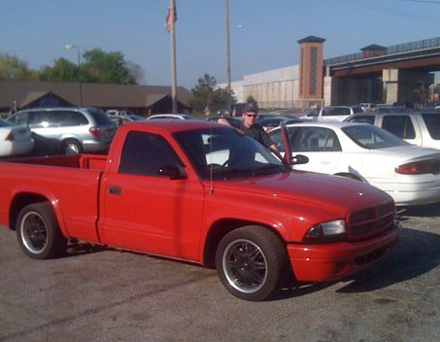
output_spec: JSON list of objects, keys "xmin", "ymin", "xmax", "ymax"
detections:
[{"xmin": 218, "ymin": 103, "xmax": 283, "ymax": 160}]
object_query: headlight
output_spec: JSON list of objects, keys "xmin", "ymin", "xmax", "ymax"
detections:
[{"xmin": 302, "ymin": 219, "xmax": 347, "ymax": 244}]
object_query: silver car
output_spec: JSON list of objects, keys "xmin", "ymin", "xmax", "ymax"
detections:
[{"xmin": 6, "ymin": 107, "xmax": 116, "ymax": 155}]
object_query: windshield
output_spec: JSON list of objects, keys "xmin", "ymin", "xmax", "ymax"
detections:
[
  {"xmin": 173, "ymin": 127, "xmax": 287, "ymax": 180},
  {"xmin": 342, "ymin": 124, "xmax": 408, "ymax": 149}
]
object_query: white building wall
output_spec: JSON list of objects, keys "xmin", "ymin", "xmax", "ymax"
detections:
[{"xmin": 219, "ymin": 65, "xmax": 302, "ymax": 109}]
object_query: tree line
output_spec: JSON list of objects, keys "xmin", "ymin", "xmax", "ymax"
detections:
[
  {"xmin": 0, "ymin": 49, "xmax": 144, "ymax": 85},
  {"xmin": 1, "ymin": 51, "xmax": 251, "ymax": 114}
]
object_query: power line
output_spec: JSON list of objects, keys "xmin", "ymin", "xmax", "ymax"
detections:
[{"xmin": 402, "ymin": 0, "xmax": 440, "ymax": 3}]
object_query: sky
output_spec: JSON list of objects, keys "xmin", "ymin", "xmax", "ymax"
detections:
[{"xmin": 1, "ymin": 0, "xmax": 440, "ymax": 89}]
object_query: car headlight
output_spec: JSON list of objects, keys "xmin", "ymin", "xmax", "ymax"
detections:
[{"xmin": 302, "ymin": 219, "xmax": 347, "ymax": 244}]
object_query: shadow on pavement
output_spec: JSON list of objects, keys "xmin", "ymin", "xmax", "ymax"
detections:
[
  {"xmin": 273, "ymin": 226, "xmax": 440, "ymax": 300},
  {"xmin": 399, "ymin": 202, "xmax": 440, "ymax": 218},
  {"xmin": 337, "ymin": 227, "xmax": 440, "ymax": 293}
]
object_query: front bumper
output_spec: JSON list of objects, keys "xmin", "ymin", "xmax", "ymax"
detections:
[{"xmin": 287, "ymin": 222, "xmax": 401, "ymax": 282}]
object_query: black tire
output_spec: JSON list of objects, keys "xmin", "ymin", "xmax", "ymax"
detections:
[
  {"xmin": 62, "ymin": 139, "xmax": 82, "ymax": 155},
  {"xmin": 215, "ymin": 226, "xmax": 288, "ymax": 301},
  {"xmin": 16, "ymin": 203, "xmax": 67, "ymax": 259}
]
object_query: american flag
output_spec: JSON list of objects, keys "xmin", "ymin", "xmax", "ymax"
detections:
[{"xmin": 164, "ymin": 0, "xmax": 177, "ymax": 33}]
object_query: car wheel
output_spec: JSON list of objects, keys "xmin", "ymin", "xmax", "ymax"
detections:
[
  {"xmin": 16, "ymin": 203, "xmax": 67, "ymax": 259},
  {"xmin": 215, "ymin": 226, "xmax": 288, "ymax": 301},
  {"xmin": 62, "ymin": 139, "xmax": 83, "ymax": 155}
]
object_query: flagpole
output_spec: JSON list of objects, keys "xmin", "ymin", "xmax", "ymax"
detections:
[{"xmin": 170, "ymin": 0, "xmax": 178, "ymax": 113}]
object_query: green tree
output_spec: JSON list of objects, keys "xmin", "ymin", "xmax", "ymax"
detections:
[
  {"xmin": 0, "ymin": 54, "xmax": 38, "ymax": 81},
  {"xmin": 82, "ymin": 48, "xmax": 135, "ymax": 84},
  {"xmin": 39, "ymin": 58, "xmax": 78, "ymax": 82},
  {"xmin": 246, "ymin": 95, "xmax": 258, "ymax": 110},
  {"xmin": 189, "ymin": 73, "xmax": 235, "ymax": 113}
]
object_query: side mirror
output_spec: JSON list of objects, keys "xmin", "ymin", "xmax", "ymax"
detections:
[
  {"xmin": 291, "ymin": 154, "xmax": 309, "ymax": 165},
  {"xmin": 157, "ymin": 165, "xmax": 187, "ymax": 180}
]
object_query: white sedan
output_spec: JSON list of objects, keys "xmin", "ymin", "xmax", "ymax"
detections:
[
  {"xmin": 269, "ymin": 122, "xmax": 440, "ymax": 206},
  {"xmin": 0, "ymin": 120, "xmax": 34, "ymax": 157}
]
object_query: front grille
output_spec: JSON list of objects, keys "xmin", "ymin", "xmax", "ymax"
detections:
[{"xmin": 349, "ymin": 200, "xmax": 395, "ymax": 241}]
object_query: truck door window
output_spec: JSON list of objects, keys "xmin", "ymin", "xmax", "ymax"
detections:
[
  {"xmin": 119, "ymin": 131, "xmax": 183, "ymax": 176},
  {"xmin": 382, "ymin": 115, "xmax": 415, "ymax": 139}
]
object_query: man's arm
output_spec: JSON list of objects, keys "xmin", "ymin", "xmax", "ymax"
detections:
[
  {"xmin": 217, "ymin": 118, "xmax": 231, "ymax": 126},
  {"xmin": 269, "ymin": 144, "xmax": 284, "ymax": 161}
]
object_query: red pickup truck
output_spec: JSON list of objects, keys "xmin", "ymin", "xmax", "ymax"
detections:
[{"xmin": 0, "ymin": 120, "xmax": 401, "ymax": 301}]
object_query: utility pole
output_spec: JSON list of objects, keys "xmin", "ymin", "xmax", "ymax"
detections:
[
  {"xmin": 225, "ymin": 0, "xmax": 231, "ymax": 93},
  {"xmin": 170, "ymin": 0, "xmax": 178, "ymax": 113}
]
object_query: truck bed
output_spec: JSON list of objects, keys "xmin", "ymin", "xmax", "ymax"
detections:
[{"xmin": 4, "ymin": 154, "xmax": 108, "ymax": 171}]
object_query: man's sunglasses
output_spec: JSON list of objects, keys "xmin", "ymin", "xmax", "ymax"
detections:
[{"xmin": 245, "ymin": 113, "xmax": 258, "ymax": 118}]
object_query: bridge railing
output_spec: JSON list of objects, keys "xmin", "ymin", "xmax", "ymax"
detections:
[{"xmin": 324, "ymin": 37, "xmax": 440, "ymax": 66}]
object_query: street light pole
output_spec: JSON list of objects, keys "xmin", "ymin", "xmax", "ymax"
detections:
[
  {"xmin": 65, "ymin": 44, "xmax": 83, "ymax": 107},
  {"xmin": 225, "ymin": 0, "xmax": 231, "ymax": 93}
]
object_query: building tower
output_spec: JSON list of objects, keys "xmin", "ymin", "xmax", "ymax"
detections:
[{"xmin": 298, "ymin": 36, "xmax": 326, "ymax": 107}]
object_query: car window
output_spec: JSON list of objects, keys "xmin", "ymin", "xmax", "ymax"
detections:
[
  {"xmin": 28, "ymin": 111, "xmax": 56, "ymax": 128},
  {"xmin": 174, "ymin": 127, "xmax": 282, "ymax": 180},
  {"xmin": 119, "ymin": 131, "xmax": 183, "ymax": 176},
  {"xmin": 7, "ymin": 112, "xmax": 29, "ymax": 126},
  {"xmin": 381, "ymin": 115, "xmax": 415, "ymax": 139},
  {"xmin": 421, "ymin": 113, "xmax": 440, "ymax": 140},
  {"xmin": 352, "ymin": 107, "xmax": 364, "ymax": 114},
  {"xmin": 87, "ymin": 108, "xmax": 114, "ymax": 125},
  {"xmin": 342, "ymin": 125, "xmax": 408, "ymax": 149},
  {"xmin": 347, "ymin": 115, "xmax": 375, "ymax": 124},
  {"xmin": 58, "ymin": 111, "xmax": 88, "ymax": 127},
  {"xmin": 325, "ymin": 107, "xmax": 350, "ymax": 116},
  {"xmin": 289, "ymin": 127, "xmax": 342, "ymax": 152}
]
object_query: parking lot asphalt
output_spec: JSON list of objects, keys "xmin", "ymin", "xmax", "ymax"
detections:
[{"xmin": 1, "ymin": 204, "xmax": 440, "ymax": 342}]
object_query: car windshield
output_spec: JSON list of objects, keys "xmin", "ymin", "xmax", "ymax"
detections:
[
  {"xmin": 342, "ymin": 124, "xmax": 408, "ymax": 149},
  {"xmin": 173, "ymin": 127, "xmax": 287, "ymax": 180}
]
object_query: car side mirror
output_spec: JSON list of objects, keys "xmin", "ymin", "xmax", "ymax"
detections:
[
  {"xmin": 157, "ymin": 165, "xmax": 187, "ymax": 180},
  {"xmin": 291, "ymin": 154, "xmax": 309, "ymax": 165}
]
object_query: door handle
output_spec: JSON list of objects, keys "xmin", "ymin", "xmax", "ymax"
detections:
[{"xmin": 107, "ymin": 186, "xmax": 121, "ymax": 195}]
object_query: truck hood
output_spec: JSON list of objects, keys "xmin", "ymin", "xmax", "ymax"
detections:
[{"xmin": 210, "ymin": 170, "xmax": 392, "ymax": 213}]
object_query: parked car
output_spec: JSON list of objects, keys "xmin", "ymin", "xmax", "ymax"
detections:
[
  {"xmin": 269, "ymin": 121, "xmax": 440, "ymax": 206},
  {"xmin": 300, "ymin": 106, "xmax": 364, "ymax": 122},
  {"xmin": 6, "ymin": 107, "xmax": 116, "ymax": 155},
  {"xmin": 257, "ymin": 116, "xmax": 302, "ymax": 131},
  {"xmin": 344, "ymin": 110, "xmax": 440, "ymax": 149},
  {"xmin": 105, "ymin": 109, "xmax": 140, "ymax": 117},
  {"xmin": 108, "ymin": 114, "xmax": 145, "ymax": 127},
  {"xmin": 206, "ymin": 115, "xmax": 241, "ymax": 125},
  {"xmin": 146, "ymin": 114, "xmax": 197, "ymax": 121},
  {"xmin": 0, "ymin": 120, "xmax": 34, "ymax": 157}
]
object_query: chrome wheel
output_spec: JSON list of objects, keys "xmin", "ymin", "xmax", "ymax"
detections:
[
  {"xmin": 20, "ymin": 211, "xmax": 48, "ymax": 254},
  {"xmin": 16, "ymin": 203, "xmax": 67, "ymax": 259},
  {"xmin": 222, "ymin": 239, "xmax": 268, "ymax": 294}
]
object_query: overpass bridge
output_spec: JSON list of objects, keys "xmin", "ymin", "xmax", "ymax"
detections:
[{"xmin": 322, "ymin": 37, "xmax": 440, "ymax": 106}]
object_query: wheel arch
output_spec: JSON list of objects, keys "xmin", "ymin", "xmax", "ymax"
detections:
[
  {"xmin": 9, "ymin": 192, "xmax": 67, "ymax": 237},
  {"xmin": 202, "ymin": 218, "xmax": 286, "ymax": 268}
]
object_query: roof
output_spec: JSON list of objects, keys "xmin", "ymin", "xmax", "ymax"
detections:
[
  {"xmin": 0, "ymin": 81, "xmax": 192, "ymax": 109},
  {"xmin": 297, "ymin": 36, "xmax": 326, "ymax": 44},
  {"xmin": 360, "ymin": 44, "xmax": 387, "ymax": 51}
]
